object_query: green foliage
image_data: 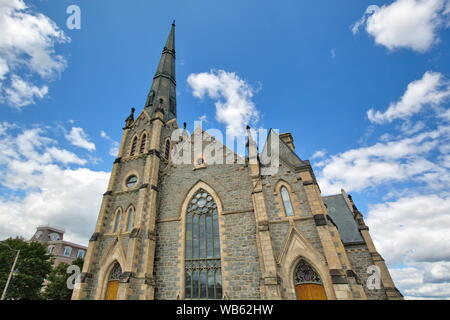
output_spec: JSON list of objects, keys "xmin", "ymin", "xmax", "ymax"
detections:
[
  {"xmin": 0, "ymin": 237, "xmax": 53, "ymax": 300},
  {"xmin": 42, "ymin": 257, "xmax": 84, "ymax": 300}
]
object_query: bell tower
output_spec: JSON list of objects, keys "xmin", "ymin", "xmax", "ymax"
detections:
[{"xmin": 72, "ymin": 23, "xmax": 178, "ymax": 300}]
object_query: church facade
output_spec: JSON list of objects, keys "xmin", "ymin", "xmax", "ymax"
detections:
[{"xmin": 72, "ymin": 24, "xmax": 403, "ymax": 300}]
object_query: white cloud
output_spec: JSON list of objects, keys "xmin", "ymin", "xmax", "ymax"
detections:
[
  {"xmin": 0, "ymin": 0, "xmax": 69, "ymax": 107},
  {"xmin": 311, "ymin": 149, "xmax": 327, "ymax": 159},
  {"xmin": 0, "ymin": 122, "xmax": 109, "ymax": 245},
  {"xmin": 317, "ymin": 126, "xmax": 449, "ymax": 194},
  {"xmin": 368, "ymin": 71, "xmax": 450, "ymax": 124},
  {"xmin": 66, "ymin": 127, "xmax": 96, "ymax": 151},
  {"xmin": 352, "ymin": 0, "xmax": 449, "ymax": 52},
  {"xmin": 100, "ymin": 130, "xmax": 119, "ymax": 157},
  {"xmin": 187, "ymin": 69, "xmax": 260, "ymax": 136},
  {"xmin": 3, "ymin": 74, "xmax": 48, "ymax": 107}
]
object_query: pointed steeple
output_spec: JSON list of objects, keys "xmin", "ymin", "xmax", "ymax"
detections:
[{"xmin": 144, "ymin": 22, "xmax": 177, "ymax": 121}]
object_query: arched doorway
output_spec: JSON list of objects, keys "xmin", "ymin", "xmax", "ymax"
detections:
[
  {"xmin": 105, "ymin": 262, "xmax": 122, "ymax": 300},
  {"xmin": 294, "ymin": 259, "xmax": 327, "ymax": 300}
]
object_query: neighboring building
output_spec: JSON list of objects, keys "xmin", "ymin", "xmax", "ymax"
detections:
[
  {"xmin": 72, "ymin": 23, "xmax": 403, "ymax": 300},
  {"xmin": 30, "ymin": 225, "xmax": 87, "ymax": 266}
]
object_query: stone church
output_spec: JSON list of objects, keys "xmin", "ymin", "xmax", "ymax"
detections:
[{"xmin": 72, "ymin": 24, "xmax": 403, "ymax": 300}]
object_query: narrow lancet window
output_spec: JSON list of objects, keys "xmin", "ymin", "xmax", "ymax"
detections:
[{"xmin": 281, "ymin": 186, "xmax": 294, "ymax": 216}]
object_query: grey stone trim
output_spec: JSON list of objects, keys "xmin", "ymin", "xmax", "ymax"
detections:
[
  {"xmin": 330, "ymin": 269, "xmax": 348, "ymax": 284},
  {"xmin": 129, "ymin": 228, "xmax": 141, "ymax": 238},
  {"xmin": 313, "ymin": 214, "xmax": 327, "ymax": 226},
  {"xmin": 148, "ymin": 149, "xmax": 161, "ymax": 158},
  {"xmin": 89, "ymin": 232, "xmax": 101, "ymax": 242},
  {"xmin": 119, "ymin": 272, "xmax": 133, "ymax": 283}
]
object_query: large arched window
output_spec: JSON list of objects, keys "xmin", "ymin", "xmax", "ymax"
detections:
[
  {"xmin": 139, "ymin": 133, "xmax": 147, "ymax": 154},
  {"xmin": 185, "ymin": 188, "xmax": 222, "ymax": 299},
  {"xmin": 294, "ymin": 259, "xmax": 327, "ymax": 300},
  {"xmin": 126, "ymin": 206, "xmax": 134, "ymax": 232},
  {"xmin": 130, "ymin": 136, "xmax": 138, "ymax": 156},
  {"xmin": 280, "ymin": 186, "xmax": 294, "ymax": 216},
  {"xmin": 113, "ymin": 208, "xmax": 122, "ymax": 233}
]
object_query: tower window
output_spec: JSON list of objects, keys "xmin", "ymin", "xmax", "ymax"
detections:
[
  {"xmin": 47, "ymin": 245, "xmax": 54, "ymax": 254},
  {"xmin": 125, "ymin": 175, "xmax": 138, "ymax": 188},
  {"xmin": 126, "ymin": 207, "xmax": 135, "ymax": 232},
  {"xmin": 113, "ymin": 209, "xmax": 122, "ymax": 233},
  {"xmin": 140, "ymin": 134, "xmax": 147, "ymax": 154},
  {"xmin": 280, "ymin": 186, "xmax": 294, "ymax": 216},
  {"xmin": 185, "ymin": 188, "xmax": 222, "ymax": 299},
  {"xmin": 130, "ymin": 136, "xmax": 138, "ymax": 156},
  {"xmin": 164, "ymin": 139, "xmax": 171, "ymax": 160}
]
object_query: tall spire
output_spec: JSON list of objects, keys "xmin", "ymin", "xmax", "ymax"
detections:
[{"xmin": 144, "ymin": 22, "xmax": 177, "ymax": 121}]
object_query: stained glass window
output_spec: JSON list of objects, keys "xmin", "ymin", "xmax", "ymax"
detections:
[
  {"xmin": 294, "ymin": 259, "xmax": 322, "ymax": 285},
  {"xmin": 280, "ymin": 186, "xmax": 294, "ymax": 216},
  {"xmin": 113, "ymin": 209, "xmax": 122, "ymax": 233},
  {"xmin": 109, "ymin": 263, "xmax": 122, "ymax": 281},
  {"xmin": 185, "ymin": 188, "xmax": 222, "ymax": 299}
]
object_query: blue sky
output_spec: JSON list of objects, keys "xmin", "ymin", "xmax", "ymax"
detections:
[{"xmin": 0, "ymin": 0, "xmax": 450, "ymax": 299}]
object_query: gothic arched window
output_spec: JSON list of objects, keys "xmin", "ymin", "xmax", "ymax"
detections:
[
  {"xmin": 113, "ymin": 208, "xmax": 122, "ymax": 233},
  {"xmin": 126, "ymin": 206, "xmax": 134, "ymax": 232},
  {"xmin": 280, "ymin": 186, "xmax": 294, "ymax": 216},
  {"xmin": 185, "ymin": 188, "xmax": 222, "ymax": 299},
  {"xmin": 294, "ymin": 259, "xmax": 322, "ymax": 285},
  {"xmin": 130, "ymin": 136, "xmax": 138, "ymax": 156},
  {"xmin": 140, "ymin": 133, "xmax": 147, "ymax": 154}
]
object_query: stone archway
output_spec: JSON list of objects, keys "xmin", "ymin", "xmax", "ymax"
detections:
[
  {"xmin": 294, "ymin": 259, "xmax": 327, "ymax": 300},
  {"xmin": 105, "ymin": 262, "xmax": 122, "ymax": 300}
]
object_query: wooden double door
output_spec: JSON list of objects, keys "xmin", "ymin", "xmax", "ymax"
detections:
[{"xmin": 295, "ymin": 283, "xmax": 327, "ymax": 300}]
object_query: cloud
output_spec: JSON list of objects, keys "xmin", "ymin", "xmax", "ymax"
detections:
[
  {"xmin": 311, "ymin": 149, "xmax": 327, "ymax": 159},
  {"xmin": 368, "ymin": 71, "xmax": 450, "ymax": 124},
  {"xmin": 3, "ymin": 74, "xmax": 48, "ymax": 107},
  {"xmin": 0, "ymin": 122, "xmax": 109, "ymax": 245},
  {"xmin": 367, "ymin": 194, "xmax": 450, "ymax": 299},
  {"xmin": 65, "ymin": 127, "xmax": 96, "ymax": 151},
  {"xmin": 352, "ymin": 0, "xmax": 449, "ymax": 52},
  {"xmin": 187, "ymin": 69, "xmax": 260, "ymax": 136},
  {"xmin": 100, "ymin": 130, "xmax": 119, "ymax": 157},
  {"xmin": 0, "ymin": 0, "xmax": 69, "ymax": 107},
  {"xmin": 316, "ymin": 126, "xmax": 449, "ymax": 194}
]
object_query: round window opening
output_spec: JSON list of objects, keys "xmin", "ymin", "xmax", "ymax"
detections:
[{"xmin": 126, "ymin": 175, "xmax": 138, "ymax": 188}]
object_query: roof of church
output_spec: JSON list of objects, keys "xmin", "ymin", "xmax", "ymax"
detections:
[{"xmin": 322, "ymin": 194, "xmax": 364, "ymax": 244}]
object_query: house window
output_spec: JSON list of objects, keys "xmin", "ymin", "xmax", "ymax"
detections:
[
  {"xmin": 126, "ymin": 207, "xmax": 134, "ymax": 232},
  {"xmin": 140, "ymin": 134, "xmax": 147, "ymax": 154},
  {"xmin": 130, "ymin": 136, "xmax": 138, "ymax": 156},
  {"xmin": 63, "ymin": 246, "xmax": 72, "ymax": 257},
  {"xmin": 47, "ymin": 246, "xmax": 54, "ymax": 254},
  {"xmin": 185, "ymin": 188, "xmax": 222, "ymax": 299},
  {"xmin": 280, "ymin": 186, "xmax": 294, "ymax": 216},
  {"xmin": 77, "ymin": 250, "xmax": 85, "ymax": 259}
]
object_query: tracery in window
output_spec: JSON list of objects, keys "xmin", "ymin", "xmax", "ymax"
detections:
[{"xmin": 185, "ymin": 188, "xmax": 222, "ymax": 299}]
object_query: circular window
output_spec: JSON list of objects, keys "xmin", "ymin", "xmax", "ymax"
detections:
[{"xmin": 126, "ymin": 175, "xmax": 138, "ymax": 188}]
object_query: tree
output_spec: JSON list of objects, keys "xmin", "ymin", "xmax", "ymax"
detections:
[
  {"xmin": 0, "ymin": 237, "xmax": 53, "ymax": 300},
  {"xmin": 42, "ymin": 258, "xmax": 84, "ymax": 300}
]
